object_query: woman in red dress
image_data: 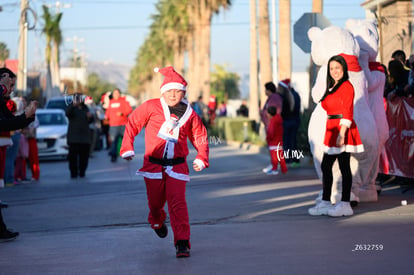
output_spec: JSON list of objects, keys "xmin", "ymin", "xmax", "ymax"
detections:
[{"xmin": 309, "ymin": 54, "xmax": 364, "ymax": 217}]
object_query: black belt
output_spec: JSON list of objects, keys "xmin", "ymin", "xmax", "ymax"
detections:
[
  {"xmin": 149, "ymin": 156, "xmax": 185, "ymax": 166},
  {"xmin": 327, "ymin": 114, "xmax": 343, "ymax": 119}
]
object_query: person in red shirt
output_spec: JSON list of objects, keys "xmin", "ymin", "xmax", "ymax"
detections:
[
  {"xmin": 104, "ymin": 88, "xmax": 132, "ymax": 162},
  {"xmin": 265, "ymin": 106, "xmax": 287, "ymax": 175},
  {"xmin": 120, "ymin": 66, "xmax": 209, "ymax": 258},
  {"xmin": 308, "ymin": 54, "xmax": 364, "ymax": 217}
]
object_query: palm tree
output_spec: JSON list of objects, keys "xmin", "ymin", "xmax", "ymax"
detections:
[
  {"xmin": 278, "ymin": 0, "xmax": 291, "ymax": 80},
  {"xmin": 51, "ymin": 14, "xmax": 63, "ymax": 94},
  {"xmin": 249, "ymin": 0, "xmax": 259, "ymax": 121},
  {"xmin": 187, "ymin": 0, "xmax": 231, "ymax": 104},
  {"xmin": 258, "ymin": 0, "xmax": 272, "ymax": 107},
  {"xmin": 0, "ymin": 42, "xmax": 9, "ymax": 67},
  {"xmin": 41, "ymin": 5, "xmax": 63, "ymax": 98}
]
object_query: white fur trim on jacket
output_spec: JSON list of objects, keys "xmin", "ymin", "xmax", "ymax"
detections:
[
  {"xmin": 339, "ymin": 118, "xmax": 352, "ymax": 128},
  {"xmin": 136, "ymin": 171, "xmax": 163, "ymax": 179},
  {"xmin": 121, "ymin": 150, "xmax": 135, "ymax": 159}
]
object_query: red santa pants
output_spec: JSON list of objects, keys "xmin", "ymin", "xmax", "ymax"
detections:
[
  {"xmin": 144, "ymin": 173, "xmax": 190, "ymax": 245},
  {"xmin": 269, "ymin": 147, "xmax": 288, "ymax": 173}
]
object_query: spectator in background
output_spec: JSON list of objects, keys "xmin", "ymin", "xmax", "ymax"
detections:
[
  {"xmin": 0, "ymin": 67, "xmax": 37, "ymax": 241},
  {"xmin": 105, "ymin": 88, "xmax": 132, "ymax": 162},
  {"xmin": 218, "ymin": 101, "xmax": 227, "ymax": 117},
  {"xmin": 386, "ymin": 50, "xmax": 410, "ymax": 98},
  {"xmin": 100, "ymin": 92, "xmax": 111, "ymax": 149},
  {"xmin": 4, "ymin": 98, "xmax": 20, "ymax": 186},
  {"xmin": 26, "ymin": 101, "xmax": 40, "ymax": 182},
  {"xmin": 66, "ymin": 93, "xmax": 93, "ymax": 178},
  {"xmin": 208, "ymin": 95, "xmax": 217, "ymax": 126},
  {"xmin": 237, "ymin": 101, "xmax": 249, "ymax": 117},
  {"xmin": 265, "ymin": 106, "xmax": 287, "ymax": 175},
  {"xmin": 401, "ymin": 54, "xmax": 414, "ymax": 97},
  {"xmin": 191, "ymin": 95, "xmax": 209, "ymax": 127},
  {"xmin": 0, "ymin": 69, "xmax": 18, "ymax": 187},
  {"xmin": 260, "ymin": 82, "xmax": 283, "ymax": 173},
  {"xmin": 13, "ymin": 97, "xmax": 30, "ymax": 182},
  {"xmin": 278, "ymin": 79, "xmax": 302, "ymax": 167}
]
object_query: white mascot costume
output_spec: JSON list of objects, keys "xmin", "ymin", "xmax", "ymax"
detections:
[
  {"xmin": 307, "ymin": 25, "xmax": 380, "ymax": 204},
  {"xmin": 346, "ymin": 19, "xmax": 389, "ymax": 200}
]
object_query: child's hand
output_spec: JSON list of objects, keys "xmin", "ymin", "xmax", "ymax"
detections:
[
  {"xmin": 192, "ymin": 159, "xmax": 205, "ymax": 172},
  {"xmin": 124, "ymin": 156, "xmax": 133, "ymax": 161},
  {"xmin": 193, "ymin": 162, "xmax": 201, "ymax": 171}
]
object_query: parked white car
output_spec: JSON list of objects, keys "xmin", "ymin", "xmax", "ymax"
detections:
[{"xmin": 36, "ymin": 109, "xmax": 69, "ymax": 159}]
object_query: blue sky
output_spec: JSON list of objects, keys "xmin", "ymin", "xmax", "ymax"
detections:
[{"xmin": 0, "ymin": 0, "xmax": 366, "ymax": 76}]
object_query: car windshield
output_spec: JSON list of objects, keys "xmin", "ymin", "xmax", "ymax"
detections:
[
  {"xmin": 37, "ymin": 113, "xmax": 67, "ymax": 126},
  {"xmin": 46, "ymin": 100, "xmax": 67, "ymax": 111}
]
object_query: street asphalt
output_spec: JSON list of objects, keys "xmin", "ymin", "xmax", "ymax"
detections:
[{"xmin": 0, "ymin": 134, "xmax": 413, "ymax": 275}]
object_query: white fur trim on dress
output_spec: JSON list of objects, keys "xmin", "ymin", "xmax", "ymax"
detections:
[
  {"xmin": 323, "ymin": 144, "xmax": 365, "ymax": 155},
  {"xmin": 193, "ymin": 158, "xmax": 205, "ymax": 171},
  {"xmin": 160, "ymin": 82, "xmax": 186, "ymax": 94},
  {"xmin": 121, "ymin": 151, "xmax": 135, "ymax": 158},
  {"xmin": 339, "ymin": 118, "xmax": 352, "ymax": 128}
]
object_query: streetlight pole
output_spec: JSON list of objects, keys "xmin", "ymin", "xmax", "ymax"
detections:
[
  {"xmin": 66, "ymin": 36, "xmax": 84, "ymax": 92},
  {"xmin": 271, "ymin": 0, "xmax": 278, "ymax": 83},
  {"xmin": 17, "ymin": 0, "xmax": 29, "ymax": 95}
]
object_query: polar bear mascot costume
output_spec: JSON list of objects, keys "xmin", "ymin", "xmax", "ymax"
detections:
[
  {"xmin": 346, "ymin": 19, "xmax": 389, "ymax": 200},
  {"xmin": 307, "ymin": 25, "xmax": 379, "ymax": 204}
]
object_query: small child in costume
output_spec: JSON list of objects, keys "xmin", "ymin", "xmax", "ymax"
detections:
[
  {"xmin": 120, "ymin": 66, "xmax": 209, "ymax": 258},
  {"xmin": 265, "ymin": 106, "xmax": 288, "ymax": 175}
]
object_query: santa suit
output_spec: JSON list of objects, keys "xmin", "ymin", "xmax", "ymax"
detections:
[
  {"xmin": 120, "ymin": 97, "xmax": 209, "ymax": 244},
  {"xmin": 266, "ymin": 113, "xmax": 287, "ymax": 173},
  {"xmin": 321, "ymin": 80, "xmax": 364, "ymax": 154}
]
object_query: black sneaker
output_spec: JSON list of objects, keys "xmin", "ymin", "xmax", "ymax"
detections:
[
  {"xmin": 154, "ymin": 223, "xmax": 168, "ymax": 238},
  {"xmin": 0, "ymin": 229, "xmax": 19, "ymax": 242},
  {"xmin": 0, "ymin": 202, "xmax": 8, "ymax": 208},
  {"xmin": 175, "ymin": 240, "xmax": 190, "ymax": 258}
]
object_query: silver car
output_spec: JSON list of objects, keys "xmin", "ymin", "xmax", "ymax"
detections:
[{"xmin": 36, "ymin": 109, "xmax": 69, "ymax": 159}]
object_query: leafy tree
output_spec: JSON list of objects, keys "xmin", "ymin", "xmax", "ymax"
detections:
[
  {"xmin": 41, "ymin": 5, "xmax": 63, "ymax": 98},
  {"xmin": 86, "ymin": 73, "xmax": 117, "ymax": 103},
  {"xmin": 210, "ymin": 64, "xmax": 240, "ymax": 103},
  {"xmin": 129, "ymin": 0, "xmax": 232, "ymax": 102},
  {"xmin": 0, "ymin": 42, "xmax": 9, "ymax": 67}
]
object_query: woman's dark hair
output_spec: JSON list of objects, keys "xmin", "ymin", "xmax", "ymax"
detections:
[
  {"xmin": 264, "ymin": 82, "xmax": 277, "ymax": 93},
  {"xmin": 391, "ymin": 50, "xmax": 406, "ymax": 64},
  {"xmin": 320, "ymin": 55, "xmax": 349, "ymax": 102}
]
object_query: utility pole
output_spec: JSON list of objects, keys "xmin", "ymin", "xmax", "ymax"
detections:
[
  {"xmin": 308, "ymin": 0, "xmax": 323, "ymax": 110},
  {"xmin": 67, "ymin": 36, "xmax": 84, "ymax": 92},
  {"xmin": 17, "ymin": 0, "xmax": 29, "ymax": 95},
  {"xmin": 271, "ymin": 0, "xmax": 278, "ymax": 83}
]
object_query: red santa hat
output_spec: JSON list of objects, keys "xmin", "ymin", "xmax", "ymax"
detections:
[
  {"xmin": 279, "ymin": 79, "xmax": 290, "ymax": 89},
  {"xmin": 154, "ymin": 66, "xmax": 187, "ymax": 94}
]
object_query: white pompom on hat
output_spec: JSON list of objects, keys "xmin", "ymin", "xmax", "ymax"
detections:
[{"xmin": 154, "ymin": 66, "xmax": 187, "ymax": 94}]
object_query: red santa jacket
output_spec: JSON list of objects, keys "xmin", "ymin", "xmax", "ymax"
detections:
[
  {"xmin": 105, "ymin": 97, "xmax": 132, "ymax": 127},
  {"xmin": 266, "ymin": 113, "xmax": 284, "ymax": 149},
  {"xmin": 321, "ymin": 80, "xmax": 364, "ymax": 154},
  {"xmin": 120, "ymin": 98, "xmax": 209, "ymax": 181}
]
